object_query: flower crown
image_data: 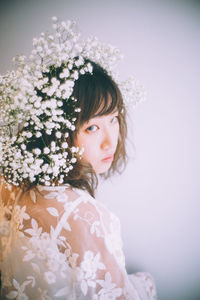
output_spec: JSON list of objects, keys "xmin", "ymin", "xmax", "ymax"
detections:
[{"xmin": 0, "ymin": 17, "xmax": 146, "ymax": 187}]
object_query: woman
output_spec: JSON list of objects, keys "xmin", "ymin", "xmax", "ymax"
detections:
[{"xmin": 0, "ymin": 18, "xmax": 156, "ymax": 299}]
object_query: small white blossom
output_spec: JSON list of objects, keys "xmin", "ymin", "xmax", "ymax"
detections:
[
  {"xmin": 62, "ymin": 142, "xmax": 68, "ymax": 149},
  {"xmin": 26, "ymin": 132, "xmax": 32, "ymax": 138},
  {"xmin": 57, "ymin": 100, "xmax": 63, "ymax": 107},
  {"xmin": 35, "ymin": 131, "xmax": 42, "ymax": 138},
  {"xmin": 52, "ymin": 16, "xmax": 57, "ymax": 22},
  {"xmin": 46, "ymin": 129, "xmax": 52, "ymax": 135},
  {"xmin": 33, "ymin": 148, "xmax": 41, "ymax": 155},
  {"xmin": 55, "ymin": 131, "xmax": 62, "ymax": 138},
  {"xmin": 42, "ymin": 164, "xmax": 48, "ymax": 173},
  {"xmin": 43, "ymin": 147, "xmax": 50, "ymax": 154},
  {"xmin": 71, "ymin": 125, "xmax": 75, "ymax": 131},
  {"xmin": 71, "ymin": 147, "xmax": 77, "ymax": 153},
  {"xmin": 80, "ymin": 68, "xmax": 85, "ymax": 75},
  {"xmin": 51, "ymin": 142, "xmax": 56, "ymax": 151},
  {"xmin": 21, "ymin": 144, "xmax": 26, "ymax": 150},
  {"xmin": 34, "ymin": 100, "xmax": 41, "ymax": 108}
]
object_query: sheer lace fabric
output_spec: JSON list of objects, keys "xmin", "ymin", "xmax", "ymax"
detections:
[{"xmin": 0, "ymin": 179, "xmax": 157, "ymax": 299}]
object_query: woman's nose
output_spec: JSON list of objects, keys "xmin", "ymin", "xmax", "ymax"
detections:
[{"xmin": 101, "ymin": 129, "xmax": 114, "ymax": 150}]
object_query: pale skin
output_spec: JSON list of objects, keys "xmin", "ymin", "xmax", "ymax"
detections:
[{"xmin": 75, "ymin": 110, "xmax": 119, "ymax": 174}]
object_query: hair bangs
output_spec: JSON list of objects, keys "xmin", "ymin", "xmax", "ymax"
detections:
[
  {"xmin": 74, "ymin": 62, "xmax": 122, "ymax": 127},
  {"xmin": 93, "ymin": 84, "xmax": 120, "ymax": 118}
]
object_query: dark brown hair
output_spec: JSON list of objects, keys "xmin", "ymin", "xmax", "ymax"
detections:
[{"xmin": 66, "ymin": 60, "xmax": 127, "ymax": 197}]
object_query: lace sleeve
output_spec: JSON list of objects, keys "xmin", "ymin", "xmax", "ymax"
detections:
[
  {"xmin": 60, "ymin": 196, "xmax": 125, "ymax": 298},
  {"xmin": 54, "ymin": 190, "xmax": 157, "ymax": 299}
]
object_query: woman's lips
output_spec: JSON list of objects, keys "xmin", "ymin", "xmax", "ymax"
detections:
[{"xmin": 101, "ymin": 155, "xmax": 114, "ymax": 163}]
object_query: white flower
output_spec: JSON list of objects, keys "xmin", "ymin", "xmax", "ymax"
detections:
[
  {"xmin": 25, "ymin": 218, "xmax": 42, "ymax": 237},
  {"xmin": 77, "ymin": 251, "xmax": 105, "ymax": 296},
  {"xmin": 60, "ymin": 68, "xmax": 70, "ymax": 78},
  {"xmin": 71, "ymin": 146, "xmax": 78, "ymax": 153},
  {"xmin": 21, "ymin": 144, "xmax": 26, "ymax": 150},
  {"xmin": 35, "ymin": 131, "xmax": 42, "ymax": 138},
  {"xmin": 80, "ymin": 68, "xmax": 85, "ymax": 75},
  {"xmin": 55, "ymin": 131, "xmax": 61, "ymax": 138},
  {"xmin": 62, "ymin": 142, "xmax": 68, "ymax": 149},
  {"xmin": 96, "ymin": 272, "xmax": 122, "ymax": 299},
  {"xmin": 46, "ymin": 129, "xmax": 52, "ymax": 135},
  {"xmin": 71, "ymin": 125, "xmax": 75, "ymax": 131},
  {"xmin": 26, "ymin": 132, "xmax": 32, "ymax": 138},
  {"xmin": 79, "ymin": 147, "xmax": 84, "ymax": 155},
  {"xmin": 42, "ymin": 164, "xmax": 49, "ymax": 172},
  {"xmin": 65, "ymin": 132, "xmax": 69, "ymax": 138},
  {"xmin": 51, "ymin": 142, "xmax": 56, "ymax": 152},
  {"xmin": 52, "ymin": 16, "xmax": 57, "ymax": 22},
  {"xmin": 57, "ymin": 100, "xmax": 63, "ymax": 107},
  {"xmin": 34, "ymin": 100, "xmax": 41, "ymax": 108},
  {"xmin": 6, "ymin": 278, "xmax": 32, "ymax": 300},
  {"xmin": 43, "ymin": 147, "xmax": 50, "ymax": 154},
  {"xmin": 44, "ymin": 271, "xmax": 56, "ymax": 284},
  {"xmin": 33, "ymin": 148, "xmax": 41, "ymax": 155}
]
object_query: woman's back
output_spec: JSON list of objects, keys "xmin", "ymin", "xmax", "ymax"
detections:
[{"xmin": 0, "ymin": 180, "xmax": 156, "ymax": 299}]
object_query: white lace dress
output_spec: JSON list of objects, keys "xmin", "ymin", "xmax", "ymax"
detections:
[{"xmin": 0, "ymin": 180, "xmax": 157, "ymax": 300}]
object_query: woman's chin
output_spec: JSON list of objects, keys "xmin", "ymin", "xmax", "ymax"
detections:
[{"xmin": 94, "ymin": 161, "xmax": 113, "ymax": 175}]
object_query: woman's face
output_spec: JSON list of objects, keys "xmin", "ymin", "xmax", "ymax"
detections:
[{"xmin": 75, "ymin": 110, "xmax": 119, "ymax": 174}]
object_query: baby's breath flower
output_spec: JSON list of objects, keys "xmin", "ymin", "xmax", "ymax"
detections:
[
  {"xmin": 71, "ymin": 146, "xmax": 78, "ymax": 153},
  {"xmin": 62, "ymin": 142, "xmax": 68, "ymax": 149},
  {"xmin": 42, "ymin": 164, "xmax": 48, "ymax": 173},
  {"xmin": 55, "ymin": 131, "xmax": 61, "ymax": 138},
  {"xmin": 46, "ymin": 129, "xmax": 52, "ymax": 135},
  {"xmin": 71, "ymin": 125, "xmax": 75, "ymax": 131},
  {"xmin": 43, "ymin": 147, "xmax": 50, "ymax": 154},
  {"xmin": 21, "ymin": 144, "xmax": 26, "ymax": 150},
  {"xmin": 57, "ymin": 101, "xmax": 63, "ymax": 107},
  {"xmin": 33, "ymin": 148, "xmax": 41, "ymax": 155},
  {"xmin": 36, "ymin": 132, "xmax": 42, "ymax": 138},
  {"xmin": 79, "ymin": 147, "xmax": 84, "ymax": 156},
  {"xmin": 51, "ymin": 142, "xmax": 56, "ymax": 153},
  {"xmin": 26, "ymin": 132, "xmax": 32, "ymax": 138},
  {"xmin": 0, "ymin": 16, "xmax": 143, "ymax": 187}
]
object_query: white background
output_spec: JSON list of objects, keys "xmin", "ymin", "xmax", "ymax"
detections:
[{"xmin": 0, "ymin": 0, "xmax": 200, "ymax": 299}]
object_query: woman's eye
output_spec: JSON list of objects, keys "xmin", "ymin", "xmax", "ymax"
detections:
[{"xmin": 86, "ymin": 125, "xmax": 98, "ymax": 133}]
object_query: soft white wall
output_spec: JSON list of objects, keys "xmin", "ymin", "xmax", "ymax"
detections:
[{"xmin": 0, "ymin": 1, "xmax": 200, "ymax": 299}]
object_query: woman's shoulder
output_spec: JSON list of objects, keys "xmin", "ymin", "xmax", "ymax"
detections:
[
  {"xmin": 34, "ymin": 185, "xmax": 119, "ymax": 230},
  {"xmin": 0, "ymin": 178, "xmax": 115, "ymax": 217},
  {"xmin": 0, "ymin": 179, "xmax": 119, "ymax": 231}
]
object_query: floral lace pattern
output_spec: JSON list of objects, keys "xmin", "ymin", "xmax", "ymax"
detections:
[{"xmin": 0, "ymin": 180, "xmax": 157, "ymax": 299}]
